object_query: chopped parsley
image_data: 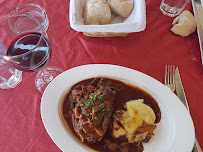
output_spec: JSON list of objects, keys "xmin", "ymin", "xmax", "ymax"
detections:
[
  {"xmin": 98, "ymin": 95, "xmax": 104, "ymax": 101},
  {"xmin": 99, "ymin": 103, "xmax": 105, "ymax": 108},
  {"xmin": 101, "ymin": 109, "xmax": 106, "ymax": 112}
]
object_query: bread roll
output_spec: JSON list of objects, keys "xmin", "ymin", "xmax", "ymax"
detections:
[
  {"xmin": 84, "ymin": 0, "xmax": 111, "ymax": 25},
  {"xmin": 107, "ymin": 0, "xmax": 134, "ymax": 18},
  {"xmin": 171, "ymin": 10, "xmax": 197, "ymax": 37}
]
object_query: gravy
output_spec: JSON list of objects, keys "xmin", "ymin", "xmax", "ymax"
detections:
[{"xmin": 62, "ymin": 78, "xmax": 161, "ymax": 152}]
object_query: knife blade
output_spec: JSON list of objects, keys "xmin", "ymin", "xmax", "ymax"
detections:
[
  {"xmin": 192, "ymin": 0, "xmax": 203, "ymax": 66},
  {"xmin": 174, "ymin": 67, "xmax": 190, "ymax": 111},
  {"xmin": 175, "ymin": 67, "xmax": 202, "ymax": 152}
]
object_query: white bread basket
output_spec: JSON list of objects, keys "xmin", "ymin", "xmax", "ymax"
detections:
[{"xmin": 69, "ymin": 0, "xmax": 146, "ymax": 36}]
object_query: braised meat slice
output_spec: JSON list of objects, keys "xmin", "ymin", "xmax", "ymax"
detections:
[{"xmin": 70, "ymin": 78, "xmax": 118, "ymax": 142}]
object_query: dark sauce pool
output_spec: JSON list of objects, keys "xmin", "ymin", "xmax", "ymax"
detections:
[{"xmin": 61, "ymin": 78, "xmax": 161, "ymax": 152}]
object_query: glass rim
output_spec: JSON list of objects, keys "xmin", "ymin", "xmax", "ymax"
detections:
[
  {"xmin": 9, "ymin": 3, "xmax": 49, "ymax": 32},
  {"xmin": 9, "ymin": 3, "xmax": 48, "ymax": 19},
  {"xmin": 0, "ymin": 14, "xmax": 46, "ymax": 60}
]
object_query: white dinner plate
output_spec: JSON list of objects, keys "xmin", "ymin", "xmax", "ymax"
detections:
[{"xmin": 41, "ymin": 64, "xmax": 195, "ymax": 152}]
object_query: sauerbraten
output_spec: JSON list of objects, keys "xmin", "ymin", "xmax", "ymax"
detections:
[{"xmin": 62, "ymin": 78, "xmax": 161, "ymax": 152}]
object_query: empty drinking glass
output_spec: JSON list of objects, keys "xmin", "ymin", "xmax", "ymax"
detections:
[
  {"xmin": 160, "ymin": 0, "xmax": 191, "ymax": 17},
  {"xmin": 0, "ymin": 50, "xmax": 22, "ymax": 89},
  {"xmin": 10, "ymin": 3, "xmax": 49, "ymax": 31}
]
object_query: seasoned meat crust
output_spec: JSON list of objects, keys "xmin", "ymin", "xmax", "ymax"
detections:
[{"xmin": 70, "ymin": 78, "xmax": 119, "ymax": 142}]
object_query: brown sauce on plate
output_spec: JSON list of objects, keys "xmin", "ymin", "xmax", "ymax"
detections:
[{"xmin": 61, "ymin": 78, "xmax": 161, "ymax": 152}]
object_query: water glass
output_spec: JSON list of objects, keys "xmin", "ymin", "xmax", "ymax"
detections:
[
  {"xmin": 160, "ymin": 0, "xmax": 191, "ymax": 17},
  {"xmin": 0, "ymin": 38, "xmax": 22, "ymax": 89},
  {"xmin": 9, "ymin": 3, "xmax": 49, "ymax": 32},
  {"xmin": 0, "ymin": 58, "xmax": 22, "ymax": 89}
]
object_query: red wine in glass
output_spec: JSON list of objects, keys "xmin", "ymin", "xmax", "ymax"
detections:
[
  {"xmin": 0, "ymin": 14, "xmax": 63, "ymax": 93},
  {"xmin": 7, "ymin": 32, "xmax": 51, "ymax": 72}
]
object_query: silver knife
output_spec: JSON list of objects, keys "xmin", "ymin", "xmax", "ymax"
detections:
[
  {"xmin": 192, "ymin": 0, "xmax": 203, "ymax": 66},
  {"xmin": 174, "ymin": 68, "xmax": 189, "ymax": 110},
  {"xmin": 175, "ymin": 67, "xmax": 202, "ymax": 152}
]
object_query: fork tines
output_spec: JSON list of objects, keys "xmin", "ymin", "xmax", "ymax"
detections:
[{"xmin": 164, "ymin": 65, "xmax": 175, "ymax": 91}]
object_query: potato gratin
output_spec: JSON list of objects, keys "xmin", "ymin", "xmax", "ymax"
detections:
[{"xmin": 113, "ymin": 99, "xmax": 157, "ymax": 143}]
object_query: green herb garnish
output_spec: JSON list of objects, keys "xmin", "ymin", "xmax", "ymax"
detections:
[
  {"xmin": 98, "ymin": 95, "xmax": 104, "ymax": 101},
  {"xmin": 99, "ymin": 103, "xmax": 105, "ymax": 108},
  {"xmin": 102, "ymin": 109, "xmax": 106, "ymax": 112}
]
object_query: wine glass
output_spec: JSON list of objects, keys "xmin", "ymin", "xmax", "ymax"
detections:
[{"xmin": 0, "ymin": 14, "xmax": 63, "ymax": 93}]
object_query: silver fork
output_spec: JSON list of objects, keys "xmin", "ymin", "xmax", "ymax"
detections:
[
  {"xmin": 164, "ymin": 65, "xmax": 202, "ymax": 152},
  {"xmin": 164, "ymin": 65, "xmax": 175, "ymax": 91}
]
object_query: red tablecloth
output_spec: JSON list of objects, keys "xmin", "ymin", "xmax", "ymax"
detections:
[{"xmin": 0, "ymin": 0, "xmax": 203, "ymax": 151}]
